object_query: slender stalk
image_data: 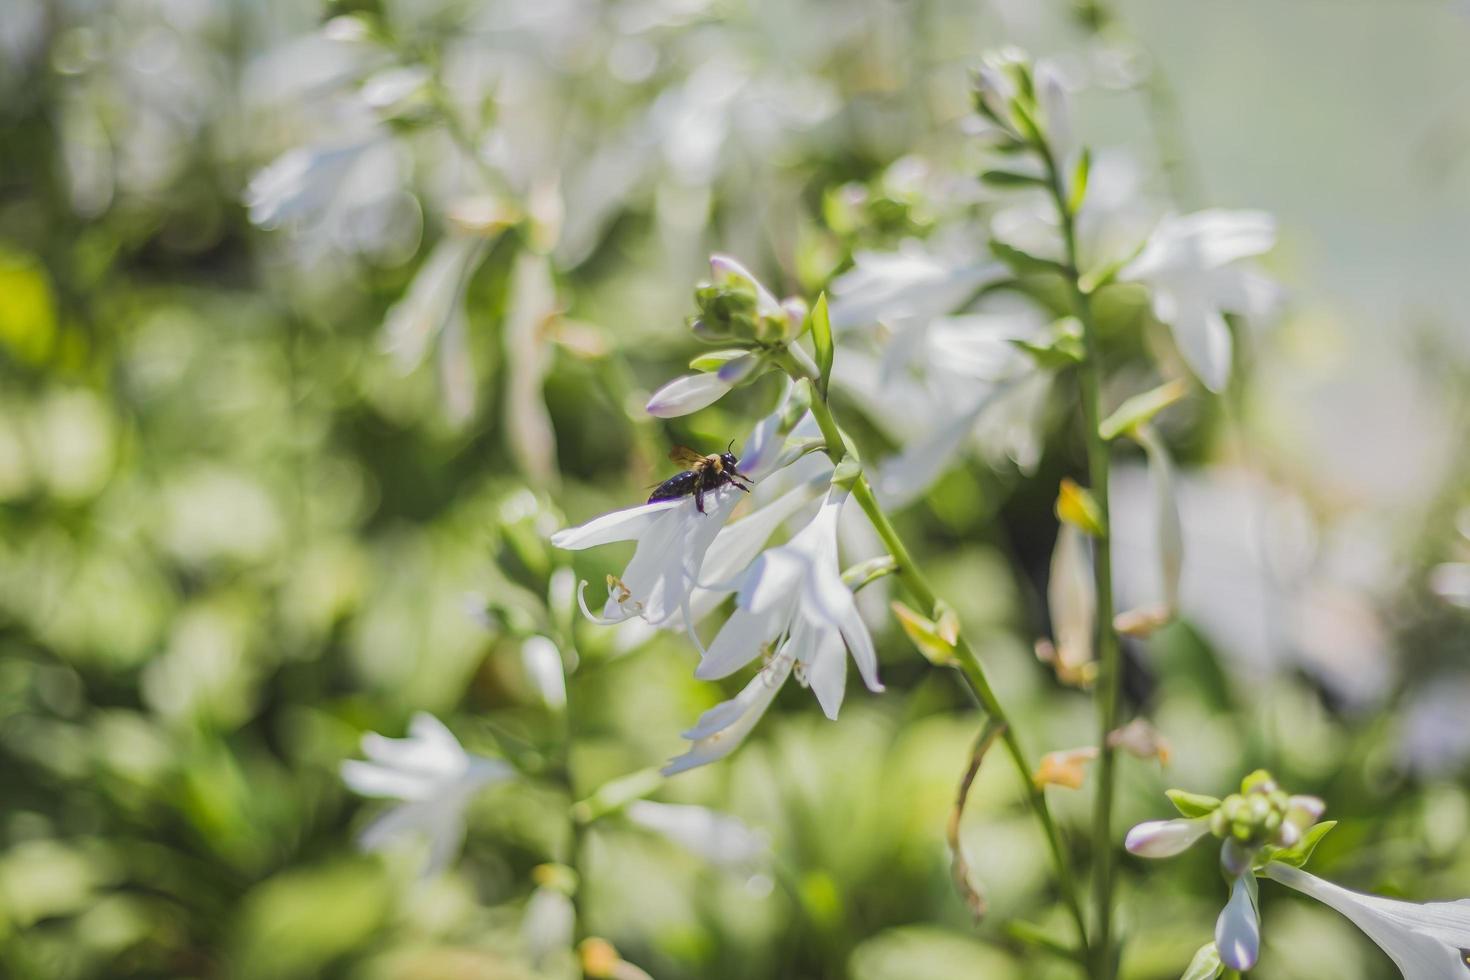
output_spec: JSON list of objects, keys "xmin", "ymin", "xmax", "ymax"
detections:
[
  {"xmin": 1037, "ymin": 139, "xmax": 1123, "ymax": 979},
  {"xmin": 806, "ymin": 392, "xmax": 1091, "ymax": 960}
]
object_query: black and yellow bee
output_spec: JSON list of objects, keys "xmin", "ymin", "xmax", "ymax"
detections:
[{"xmin": 647, "ymin": 444, "xmax": 753, "ymax": 514}]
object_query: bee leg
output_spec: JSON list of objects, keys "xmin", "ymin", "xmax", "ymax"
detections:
[{"xmin": 695, "ymin": 487, "xmax": 705, "ymax": 514}]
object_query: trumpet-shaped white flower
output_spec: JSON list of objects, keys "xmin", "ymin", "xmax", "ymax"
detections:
[
  {"xmin": 553, "ymin": 485, "xmax": 745, "ymax": 628},
  {"xmin": 664, "ymin": 487, "xmax": 882, "ymax": 774},
  {"xmin": 552, "ymin": 400, "xmax": 815, "ymax": 629},
  {"xmin": 340, "ymin": 713, "xmax": 512, "ymax": 875},
  {"xmin": 1262, "ymin": 863, "xmax": 1470, "ymax": 979},
  {"xmin": 1119, "ymin": 209, "xmax": 1281, "ymax": 392}
]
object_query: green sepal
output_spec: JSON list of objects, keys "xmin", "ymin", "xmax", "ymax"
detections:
[
  {"xmin": 891, "ymin": 600, "xmax": 957, "ymax": 666},
  {"xmin": 1099, "ymin": 379, "xmax": 1189, "ymax": 440},
  {"xmin": 1179, "ymin": 942, "xmax": 1223, "ymax": 980},
  {"xmin": 569, "ymin": 767, "xmax": 665, "ymax": 826},
  {"xmin": 831, "ymin": 453, "xmax": 863, "ymax": 491},
  {"xmin": 981, "ymin": 169, "xmax": 1049, "ymax": 190},
  {"xmin": 1166, "ymin": 789, "xmax": 1223, "ymax": 819},
  {"xmin": 989, "ymin": 240, "xmax": 1068, "ymax": 277},
  {"xmin": 689, "ymin": 349, "xmax": 753, "ymax": 372},
  {"xmin": 841, "ymin": 555, "xmax": 898, "ymax": 592},
  {"xmin": 807, "ymin": 292, "xmax": 833, "ymax": 397},
  {"xmin": 1266, "ymin": 820, "xmax": 1337, "ymax": 869}
]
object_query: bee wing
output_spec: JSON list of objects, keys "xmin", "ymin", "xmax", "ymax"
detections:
[{"xmin": 668, "ymin": 445, "xmax": 708, "ymax": 469}]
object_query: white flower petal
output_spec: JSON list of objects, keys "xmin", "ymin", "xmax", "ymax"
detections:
[
  {"xmin": 340, "ymin": 759, "xmax": 436, "ymax": 800},
  {"xmin": 1262, "ymin": 863, "xmax": 1470, "ymax": 979},
  {"xmin": 1159, "ymin": 291, "xmax": 1233, "ymax": 393},
  {"xmin": 551, "ymin": 499, "xmax": 681, "ymax": 550},
  {"xmin": 666, "ymin": 657, "xmax": 793, "ymax": 774},
  {"xmin": 802, "ymin": 624, "xmax": 848, "ymax": 720},
  {"xmin": 697, "ymin": 607, "xmax": 776, "ymax": 680},
  {"xmin": 646, "ymin": 372, "xmax": 733, "ymax": 418},
  {"xmin": 626, "ymin": 800, "xmax": 768, "ymax": 866}
]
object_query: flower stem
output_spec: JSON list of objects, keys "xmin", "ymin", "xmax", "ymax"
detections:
[
  {"xmin": 1038, "ymin": 139, "xmax": 1124, "ymax": 980},
  {"xmin": 806, "ymin": 389, "xmax": 1091, "ymax": 961}
]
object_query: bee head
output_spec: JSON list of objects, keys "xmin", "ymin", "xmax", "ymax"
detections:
[{"xmin": 719, "ymin": 450, "xmax": 740, "ymax": 472}]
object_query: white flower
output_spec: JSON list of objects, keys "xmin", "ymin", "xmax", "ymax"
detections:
[
  {"xmin": 381, "ymin": 235, "xmax": 481, "ymax": 371},
  {"xmin": 664, "ymin": 487, "xmax": 882, "ymax": 774},
  {"xmin": 828, "ymin": 239, "xmax": 1005, "ymax": 332},
  {"xmin": 625, "ymin": 800, "xmax": 769, "ymax": 867},
  {"xmin": 1047, "ymin": 523, "xmax": 1096, "ymax": 684},
  {"xmin": 1124, "ymin": 816, "xmax": 1211, "ymax": 858},
  {"xmin": 1216, "ymin": 873, "xmax": 1261, "ymax": 970},
  {"xmin": 340, "ymin": 713, "xmax": 512, "ymax": 875},
  {"xmin": 502, "ymin": 251, "xmax": 560, "ymax": 482},
  {"xmin": 1262, "ymin": 863, "xmax": 1470, "ymax": 979},
  {"xmin": 520, "ymin": 635, "xmax": 567, "ymax": 711},
  {"xmin": 1119, "ymin": 209, "xmax": 1281, "ymax": 392},
  {"xmin": 552, "ymin": 485, "xmax": 744, "ymax": 628}
]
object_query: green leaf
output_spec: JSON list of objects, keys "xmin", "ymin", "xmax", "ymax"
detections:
[
  {"xmin": 1099, "ymin": 379, "xmax": 1190, "ymax": 440},
  {"xmin": 1011, "ymin": 338, "xmax": 1082, "ymax": 370},
  {"xmin": 689, "ymin": 348, "xmax": 751, "ymax": 372},
  {"xmin": 1180, "ymin": 942, "xmax": 1223, "ymax": 980},
  {"xmin": 1166, "ymin": 789, "xmax": 1223, "ymax": 819},
  {"xmin": 980, "ymin": 169, "xmax": 1049, "ymax": 189},
  {"xmin": 1067, "ymin": 148, "xmax": 1091, "ymax": 216},
  {"xmin": 1269, "ymin": 820, "xmax": 1337, "ymax": 868},
  {"xmin": 989, "ymin": 240, "xmax": 1068, "ymax": 277},
  {"xmin": 808, "ymin": 292, "xmax": 833, "ymax": 397}
]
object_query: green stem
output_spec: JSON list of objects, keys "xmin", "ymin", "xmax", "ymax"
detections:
[
  {"xmin": 806, "ymin": 391, "xmax": 1091, "ymax": 960},
  {"xmin": 1038, "ymin": 140, "xmax": 1123, "ymax": 980}
]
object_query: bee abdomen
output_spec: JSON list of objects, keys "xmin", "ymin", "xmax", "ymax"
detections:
[{"xmin": 648, "ymin": 471, "xmax": 699, "ymax": 503}]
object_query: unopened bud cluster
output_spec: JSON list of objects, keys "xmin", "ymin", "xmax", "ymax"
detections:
[{"xmin": 690, "ymin": 257, "xmax": 805, "ymax": 347}]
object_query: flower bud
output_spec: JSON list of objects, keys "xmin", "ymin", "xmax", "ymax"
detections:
[
  {"xmin": 645, "ymin": 372, "xmax": 732, "ymax": 418},
  {"xmin": 1125, "ymin": 817, "xmax": 1210, "ymax": 858}
]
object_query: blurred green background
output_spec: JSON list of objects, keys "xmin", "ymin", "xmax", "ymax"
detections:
[{"xmin": 1, "ymin": 1, "xmax": 1467, "ymax": 978}]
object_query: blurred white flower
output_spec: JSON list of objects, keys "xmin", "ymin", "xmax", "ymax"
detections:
[
  {"xmin": 1119, "ymin": 210, "xmax": 1281, "ymax": 392},
  {"xmin": 665, "ymin": 487, "xmax": 882, "ymax": 774},
  {"xmin": 381, "ymin": 235, "xmax": 481, "ymax": 370},
  {"xmin": 341, "ymin": 712, "xmax": 512, "ymax": 875},
  {"xmin": 520, "ymin": 635, "xmax": 568, "ymax": 711},
  {"xmin": 1046, "ymin": 523, "xmax": 1096, "ymax": 686},
  {"xmin": 521, "ymin": 884, "xmax": 576, "ymax": 967},
  {"xmin": 503, "ymin": 251, "xmax": 560, "ymax": 481},
  {"xmin": 829, "ymin": 239, "xmax": 1005, "ymax": 333},
  {"xmin": 625, "ymin": 800, "xmax": 769, "ymax": 867},
  {"xmin": 1262, "ymin": 863, "xmax": 1470, "ymax": 979}
]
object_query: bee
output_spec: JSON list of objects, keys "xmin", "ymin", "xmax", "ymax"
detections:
[{"xmin": 647, "ymin": 443, "xmax": 753, "ymax": 514}]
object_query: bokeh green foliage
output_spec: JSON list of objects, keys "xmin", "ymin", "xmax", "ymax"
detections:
[{"xmin": 2, "ymin": 2, "xmax": 1468, "ymax": 979}]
